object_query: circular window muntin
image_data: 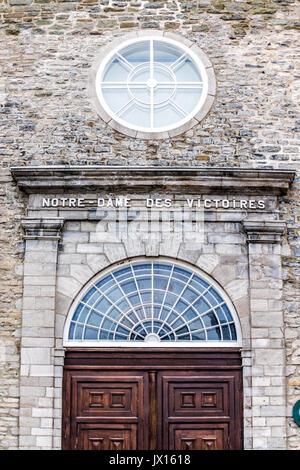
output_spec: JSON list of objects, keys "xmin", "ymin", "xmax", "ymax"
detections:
[
  {"xmin": 90, "ymin": 32, "xmax": 216, "ymax": 139},
  {"xmin": 63, "ymin": 257, "xmax": 242, "ymax": 348}
]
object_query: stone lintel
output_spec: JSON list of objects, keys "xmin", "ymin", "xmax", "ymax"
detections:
[
  {"xmin": 10, "ymin": 166, "xmax": 295, "ymax": 196},
  {"xmin": 22, "ymin": 218, "xmax": 64, "ymax": 240},
  {"xmin": 243, "ymin": 220, "xmax": 286, "ymax": 244}
]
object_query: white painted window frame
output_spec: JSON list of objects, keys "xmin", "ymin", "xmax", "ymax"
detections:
[
  {"xmin": 63, "ymin": 257, "xmax": 242, "ymax": 348},
  {"xmin": 89, "ymin": 31, "xmax": 216, "ymax": 139}
]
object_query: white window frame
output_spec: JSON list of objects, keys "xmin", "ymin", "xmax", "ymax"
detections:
[
  {"xmin": 89, "ymin": 31, "xmax": 216, "ymax": 139},
  {"xmin": 63, "ymin": 257, "xmax": 242, "ymax": 348}
]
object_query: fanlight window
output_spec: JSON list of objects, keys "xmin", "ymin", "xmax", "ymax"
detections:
[{"xmin": 65, "ymin": 261, "xmax": 240, "ymax": 346}]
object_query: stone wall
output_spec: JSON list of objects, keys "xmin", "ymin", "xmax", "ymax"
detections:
[
  {"xmin": 0, "ymin": 170, "xmax": 25, "ymax": 449},
  {"xmin": 0, "ymin": 0, "xmax": 299, "ymax": 167},
  {"xmin": 0, "ymin": 0, "xmax": 299, "ymax": 449}
]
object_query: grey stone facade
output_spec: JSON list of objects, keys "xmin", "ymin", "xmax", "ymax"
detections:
[{"xmin": 0, "ymin": 0, "xmax": 299, "ymax": 451}]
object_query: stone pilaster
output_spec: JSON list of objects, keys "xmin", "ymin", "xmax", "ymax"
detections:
[
  {"xmin": 19, "ymin": 218, "xmax": 64, "ymax": 449},
  {"xmin": 243, "ymin": 219, "xmax": 286, "ymax": 450}
]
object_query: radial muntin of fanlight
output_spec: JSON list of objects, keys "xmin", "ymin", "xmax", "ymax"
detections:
[
  {"xmin": 90, "ymin": 32, "xmax": 216, "ymax": 139},
  {"xmin": 63, "ymin": 258, "xmax": 242, "ymax": 348}
]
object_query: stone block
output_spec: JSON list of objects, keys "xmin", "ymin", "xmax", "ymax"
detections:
[
  {"xmin": 77, "ymin": 243, "xmax": 104, "ymax": 253},
  {"xmin": 252, "ymin": 427, "xmax": 271, "ymax": 437},
  {"xmin": 80, "ymin": 221, "xmax": 98, "ymax": 232},
  {"xmin": 38, "ymin": 398, "xmax": 53, "ymax": 408},
  {"xmin": 70, "ymin": 264, "xmax": 94, "ymax": 284},
  {"xmin": 196, "ymin": 254, "xmax": 219, "ymax": 274},
  {"xmin": 86, "ymin": 254, "xmax": 109, "ymax": 273},
  {"xmin": 252, "ymin": 376, "xmax": 271, "ymax": 387},
  {"xmin": 41, "ymin": 418, "xmax": 53, "ymax": 428},
  {"xmin": 9, "ymin": 0, "xmax": 32, "ymax": 5},
  {"xmin": 122, "ymin": 238, "xmax": 145, "ymax": 257},
  {"xmin": 104, "ymin": 243, "xmax": 127, "ymax": 262},
  {"xmin": 35, "ymin": 297, "xmax": 55, "ymax": 310},
  {"xmin": 251, "ymin": 311, "xmax": 283, "ymax": 328},
  {"xmin": 24, "ymin": 275, "xmax": 56, "ymax": 286},
  {"xmin": 266, "ymin": 417, "xmax": 286, "ymax": 426},
  {"xmin": 62, "ymin": 232, "xmax": 89, "ymax": 243},
  {"xmin": 252, "ymin": 339, "xmax": 272, "ymax": 348},
  {"xmin": 254, "ymin": 349, "xmax": 285, "ymax": 366},
  {"xmin": 252, "ymin": 396, "xmax": 269, "ymax": 406},
  {"xmin": 24, "ymin": 263, "xmax": 56, "ymax": 277},
  {"xmin": 263, "ymin": 366, "xmax": 285, "ymax": 376},
  {"xmin": 56, "ymin": 276, "xmax": 82, "ymax": 298},
  {"xmin": 266, "ymin": 438, "xmax": 286, "ymax": 450},
  {"xmin": 19, "ymin": 386, "xmax": 45, "ymax": 397},
  {"xmin": 90, "ymin": 231, "xmax": 119, "ymax": 242},
  {"xmin": 25, "ymin": 252, "xmax": 57, "ymax": 263},
  {"xmin": 36, "ymin": 435, "xmax": 53, "ymax": 447},
  {"xmin": 270, "ymin": 397, "xmax": 285, "ymax": 406},
  {"xmin": 250, "ymin": 299, "xmax": 268, "ymax": 311},
  {"xmin": 250, "ymin": 289, "xmax": 282, "ymax": 302},
  {"xmin": 207, "ymin": 233, "xmax": 244, "ymax": 244},
  {"xmin": 252, "ymin": 437, "xmax": 268, "ymax": 449},
  {"xmin": 25, "ymin": 240, "xmax": 58, "ymax": 253},
  {"xmin": 22, "ymin": 338, "xmax": 54, "ymax": 348},
  {"xmin": 30, "ymin": 366, "xmax": 54, "ymax": 377},
  {"xmin": 252, "ymin": 418, "xmax": 266, "ymax": 427},
  {"xmin": 234, "ymin": 296, "xmax": 250, "ymax": 318},
  {"xmin": 211, "ymin": 264, "xmax": 236, "ymax": 285},
  {"xmin": 58, "ymin": 254, "xmax": 86, "ymax": 265},
  {"xmin": 22, "ymin": 348, "xmax": 51, "ymax": 365},
  {"xmin": 22, "ymin": 311, "xmax": 54, "ymax": 328},
  {"xmin": 224, "ymin": 279, "xmax": 248, "ymax": 301},
  {"xmin": 251, "ymin": 328, "xmax": 269, "ymax": 338},
  {"xmin": 31, "ymin": 427, "xmax": 53, "ymax": 436},
  {"xmin": 19, "ymin": 436, "xmax": 36, "ymax": 447},
  {"xmin": 19, "ymin": 417, "xmax": 40, "ymax": 428},
  {"xmin": 32, "ymin": 408, "xmax": 53, "ymax": 418}
]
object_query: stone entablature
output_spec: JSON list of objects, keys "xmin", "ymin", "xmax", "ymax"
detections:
[{"xmin": 11, "ymin": 166, "xmax": 295, "ymax": 195}]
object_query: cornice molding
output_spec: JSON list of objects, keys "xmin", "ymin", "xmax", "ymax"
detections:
[
  {"xmin": 10, "ymin": 166, "xmax": 295, "ymax": 196},
  {"xmin": 243, "ymin": 220, "xmax": 286, "ymax": 244},
  {"xmin": 22, "ymin": 218, "xmax": 65, "ymax": 240}
]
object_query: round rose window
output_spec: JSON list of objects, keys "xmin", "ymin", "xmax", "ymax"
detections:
[{"xmin": 92, "ymin": 33, "xmax": 216, "ymax": 139}]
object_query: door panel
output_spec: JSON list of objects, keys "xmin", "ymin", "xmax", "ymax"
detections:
[
  {"xmin": 64, "ymin": 370, "xmax": 149, "ymax": 449},
  {"xmin": 157, "ymin": 371, "xmax": 239, "ymax": 449},
  {"xmin": 171, "ymin": 424, "xmax": 227, "ymax": 450},
  {"xmin": 78, "ymin": 423, "xmax": 137, "ymax": 450},
  {"xmin": 167, "ymin": 379, "xmax": 231, "ymax": 417},
  {"xmin": 62, "ymin": 349, "xmax": 243, "ymax": 450},
  {"xmin": 76, "ymin": 378, "xmax": 141, "ymax": 417}
]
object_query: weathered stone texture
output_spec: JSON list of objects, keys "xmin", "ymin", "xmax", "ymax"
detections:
[
  {"xmin": 0, "ymin": 1, "xmax": 299, "ymax": 168},
  {"xmin": 281, "ymin": 176, "xmax": 300, "ymax": 449},
  {"xmin": 0, "ymin": 169, "xmax": 25, "ymax": 449},
  {"xmin": 0, "ymin": 0, "xmax": 299, "ymax": 450}
]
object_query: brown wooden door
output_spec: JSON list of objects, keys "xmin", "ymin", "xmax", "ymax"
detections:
[
  {"xmin": 63, "ymin": 370, "xmax": 149, "ymax": 450},
  {"xmin": 62, "ymin": 349, "xmax": 243, "ymax": 450},
  {"xmin": 157, "ymin": 371, "xmax": 238, "ymax": 450}
]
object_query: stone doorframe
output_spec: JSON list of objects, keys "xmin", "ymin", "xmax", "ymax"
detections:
[{"xmin": 10, "ymin": 166, "xmax": 295, "ymax": 450}]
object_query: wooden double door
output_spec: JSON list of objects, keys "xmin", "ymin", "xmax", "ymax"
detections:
[{"xmin": 62, "ymin": 349, "xmax": 243, "ymax": 450}]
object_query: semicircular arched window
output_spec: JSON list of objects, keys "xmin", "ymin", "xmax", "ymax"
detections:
[{"xmin": 64, "ymin": 260, "xmax": 241, "ymax": 347}]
